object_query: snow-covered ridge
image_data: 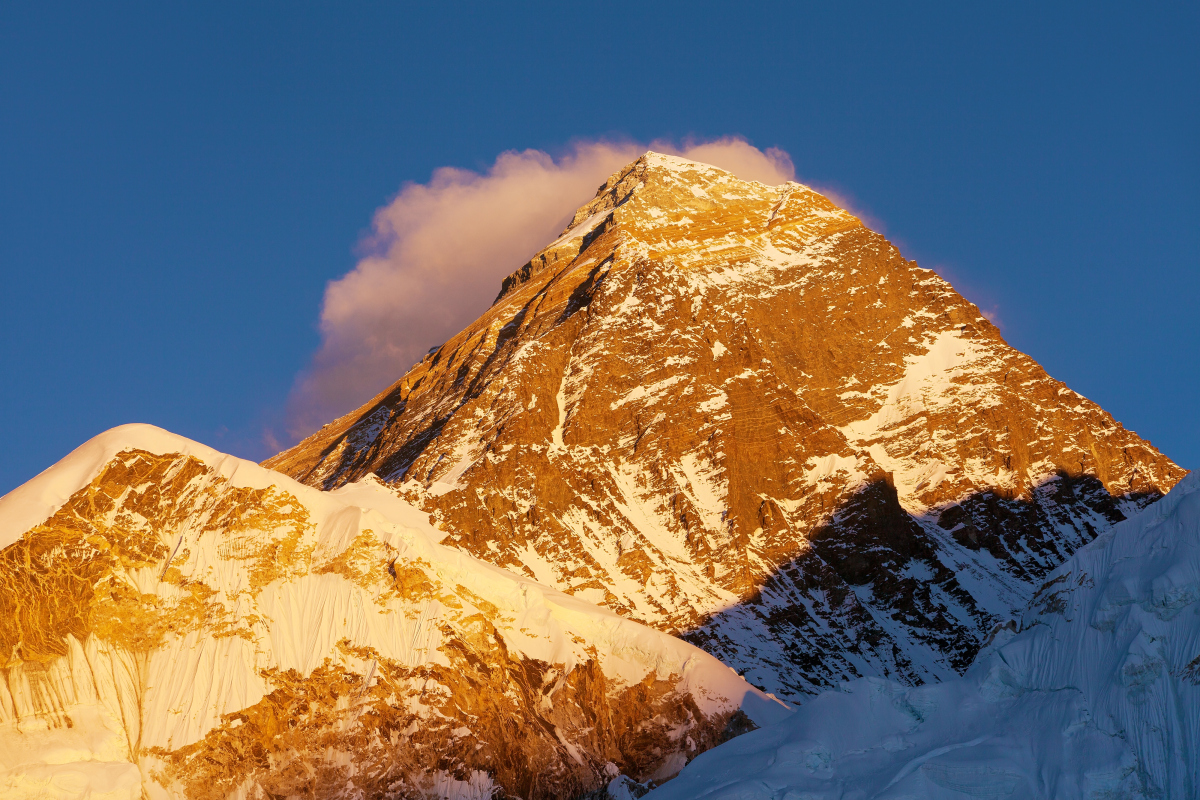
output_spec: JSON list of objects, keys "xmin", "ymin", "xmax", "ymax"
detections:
[
  {"xmin": 648, "ymin": 472, "xmax": 1200, "ymax": 799},
  {"xmin": 0, "ymin": 424, "xmax": 232, "ymax": 549},
  {"xmin": 0, "ymin": 424, "xmax": 786, "ymax": 799}
]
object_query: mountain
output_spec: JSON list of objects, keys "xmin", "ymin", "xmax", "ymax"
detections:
[
  {"xmin": 648, "ymin": 470, "xmax": 1200, "ymax": 800},
  {"xmin": 268, "ymin": 152, "xmax": 1186, "ymax": 701},
  {"xmin": 0, "ymin": 425, "xmax": 785, "ymax": 800}
]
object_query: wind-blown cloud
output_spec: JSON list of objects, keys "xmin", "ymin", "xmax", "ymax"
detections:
[{"xmin": 286, "ymin": 137, "xmax": 794, "ymax": 437}]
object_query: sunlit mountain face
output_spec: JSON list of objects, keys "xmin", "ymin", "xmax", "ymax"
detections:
[
  {"xmin": 0, "ymin": 154, "xmax": 1186, "ymax": 800},
  {"xmin": 270, "ymin": 152, "xmax": 1183, "ymax": 702}
]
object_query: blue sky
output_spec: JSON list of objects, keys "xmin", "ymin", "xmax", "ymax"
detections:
[{"xmin": 1, "ymin": 2, "xmax": 1196, "ymax": 494}]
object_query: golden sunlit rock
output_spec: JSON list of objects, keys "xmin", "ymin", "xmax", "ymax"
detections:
[{"xmin": 269, "ymin": 152, "xmax": 1185, "ymax": 701}]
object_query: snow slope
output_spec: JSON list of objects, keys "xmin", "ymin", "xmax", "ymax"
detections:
[
  {"xmin": 648, "ymin": 471, "xmax": 1200, "ymax": 799},
  {"xmin": 0, "ymin": 425, "xmax": 786, "ymax": 800}
]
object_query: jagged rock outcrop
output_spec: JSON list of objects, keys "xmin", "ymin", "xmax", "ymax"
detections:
[
  {"xmin": 0, "ymin": 425, "xmax": 783, "ymax": 799},
  {"xmin": 268, "ymin": 152, "xmax": 1186, "ymax": 700}
]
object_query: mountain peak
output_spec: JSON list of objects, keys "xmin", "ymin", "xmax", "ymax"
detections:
[
  {"xmin": 268, "ymin": 155, "xmax": 1184, "ymax": 701},
  {"xmin": 636, "ymin": 149, "xmax": 745, "ymax": 178},
  {"xmin": 3, "ymin": 143, "xmax": 1189, "ymax": 797},
  {"xmin": 486, "ymin": 151, "xmax": 858, "ymax": 305},
  {"xmin": 634, "ymin": 149, "xmax": 794, "ymax": 187},
  {"xmin": 571, "ymin": 149, "xmax": 816, "ymax": 227},
  {"xmin": 0, "ymin": 423, "xmax": 219, "ymax": 549}
]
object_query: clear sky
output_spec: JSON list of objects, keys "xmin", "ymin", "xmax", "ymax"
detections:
[{"xmin": 2, "ymin": 2, "xmax": 1197, "ymax": 494}]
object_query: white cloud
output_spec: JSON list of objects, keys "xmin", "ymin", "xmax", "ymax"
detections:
[{"xmin": 286, "ymin": 136, "xmax": 795, "ymax": 437}]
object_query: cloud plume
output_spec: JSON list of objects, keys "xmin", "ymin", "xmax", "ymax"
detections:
[{"xmin": 287, "ymin": 137, "xmax": 795, "ymax": 437}]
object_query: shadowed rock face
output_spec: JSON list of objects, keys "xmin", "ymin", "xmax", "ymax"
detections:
[
  {"xmin": 268, "ymin": 152, "xmax": 1186, "ymax": 700},
  {"xmin": 0, "ymin": 430, "xmax": 774, "ymax": 799},
  {"xmin": 650, "ymin": 473, "xmax": 1200, "ymax": 800}
]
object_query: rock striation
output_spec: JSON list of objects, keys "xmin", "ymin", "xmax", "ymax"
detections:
[
  {"xmin": 269, "ymin": 152, "xmax": 1186, "ymax": 702},
  {"xmin": 0, "ymin": 425, "xmax": 782, "ymax": 799}
]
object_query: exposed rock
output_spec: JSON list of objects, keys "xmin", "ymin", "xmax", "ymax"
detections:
[{"xmin": 269, "ymin": 152, "xmax": 1186, "ymax": 701}]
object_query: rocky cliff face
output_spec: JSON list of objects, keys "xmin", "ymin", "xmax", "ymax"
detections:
[
  {"xmin": 268, "ymin": 152, "xmax": 1186, "ymax": 701},
  {"xmin": 0, "ymin": 425, "xmax": 781, "ymax": 799}
]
